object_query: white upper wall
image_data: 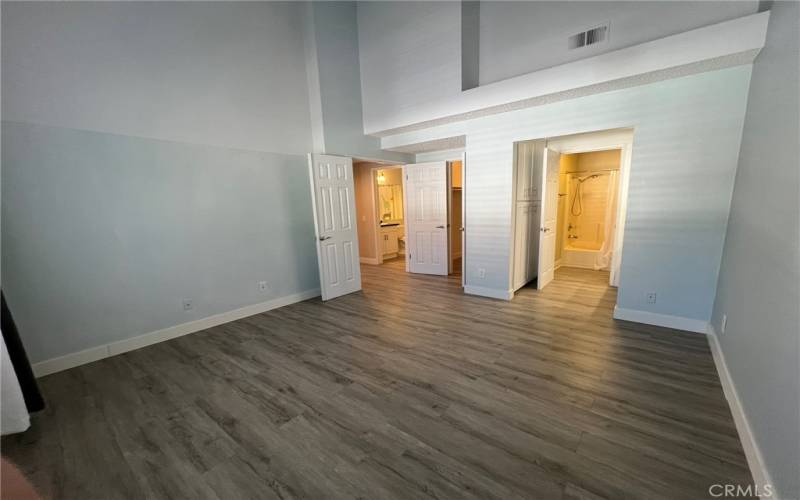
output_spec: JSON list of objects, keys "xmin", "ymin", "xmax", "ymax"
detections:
[
  {"xmin": 2, "ymin": 2, "xmax": 313, "ymax": 154},
  {"xmin": 479, "ymin": 1, "xmax": 759, "ymax": 85},
  {"xmin": 306, "ymin": 2, "xmax": 410, "ymax": 162},
  {"xmin": 357, "ymin": 0, "xmax": 759, "ymax": 135},
  {"xmin": 357, "ymin": 1, "xmax": 461, "ymax": 135}
]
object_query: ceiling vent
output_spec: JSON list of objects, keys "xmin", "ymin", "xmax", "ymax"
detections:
[{"xmin": 569, "ymin": 24, "xmax": 609, "ymax": 50}]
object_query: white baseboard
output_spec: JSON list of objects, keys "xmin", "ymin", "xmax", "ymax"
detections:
[
  {"xmin": 32, "ymin": 288, "xmax": 321, "ymax": 377},
  {"xmin": 360, "ymin": 257, "xmax": 381, "ymax": 265},
  {"xmin": 613, "ymin": 306, "xmax": 709, "ymax": 334},
  {"xmin": 707, "ymin": 326, "xmax": 775, "ymax": 499},
  {"xmin": 464, "ymin": 285, "xmax": 513, "ymax": 301}
]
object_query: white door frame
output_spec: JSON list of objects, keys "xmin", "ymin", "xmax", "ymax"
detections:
[
  {"xmin": 544, "ymin": 128, "xmax": 634, "ymax": 287},
  {"xmin": 460, "ymin": 152, "xmax": 466, "ymax": 287},
  {"xmin": 447, "ymin": 161, "xmax": 453, "ymax": 275}
]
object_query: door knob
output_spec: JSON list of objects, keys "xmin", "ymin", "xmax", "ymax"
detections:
[
  {"xmin": 319, "ymin": 236, "xmax": 331, "ymax": 241},
  {"xmin": 541, "ymin": 227, "xmax": 550, "ymax": 233},
  {"xmin": 459, "ymin": 227, "xmax": 465, "ymax": 232}
]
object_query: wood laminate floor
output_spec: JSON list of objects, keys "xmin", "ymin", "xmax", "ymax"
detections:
[{"xmin": 2, "ymin": 261, "xmax": 753, "ymax": 499}]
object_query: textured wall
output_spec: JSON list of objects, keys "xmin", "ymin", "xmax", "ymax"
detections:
[
  {"xmin": 357, "ymin": 1, "xmax": 461, "ymax": 134},
  {"xmin": 356, "ymin": 1, "xmax": 757, "ymax": 133},
  {"xmin": 711, "ymin": 2, "xmax": 800, "ymax": 497},
  {"xmin": 383, "ymin": 66, "xmax": 752, "ymax": 322},
  {"xmin": 479, "ymin": 1, "xmax": 758, "ymax": 85}
]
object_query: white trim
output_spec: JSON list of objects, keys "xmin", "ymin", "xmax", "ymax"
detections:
[
  {"xmin": 360, "ymin": 257, "xmax": 381, "ymax": 265},
  {"xmin": 464, "ymin": 285, "xmax": 514, "ymax": 301},
  {"xmin": 707, "ymin": 326, "xmax": 775, "ymax": 499},
  {"xmin": 612, "ymin": 306, "xmax": 709, "ymax": 334},
  {"xmin": 32, "ymin": 288, "xmax": 321, "ymax": 377}
]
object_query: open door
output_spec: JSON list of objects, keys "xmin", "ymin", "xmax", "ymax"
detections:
[
  {"xmin": 537, "ymin": 147, "xmax": 560, "ymax": 289},
  {"xmin": 308, "ymin": 154, "xmax": 362, "ymax": 301},
  {"xmin": 405, "ymin": 161, "xmax": 448, "ymax": 275}
]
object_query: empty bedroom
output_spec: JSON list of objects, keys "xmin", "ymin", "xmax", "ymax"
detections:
[{"xmin": 1, "ymin": 1, "xmax": 798, "ymax": 499}]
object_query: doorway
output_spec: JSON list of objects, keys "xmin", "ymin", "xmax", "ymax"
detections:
[
  {"xmin": 350, "ymin": 157, "xmax": 465, "ymax": 283},
  {"xmin": 511, "ymin": 128, "xmax": 633, "ymax": 295},
  {"xmin": 556, "ymin": 150, "xmax": 621, "ymax": 273}
]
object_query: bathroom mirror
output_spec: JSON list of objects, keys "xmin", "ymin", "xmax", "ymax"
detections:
[{"xmin": 379, "ymin": 184, "xmax": 403, "ymax": 222}]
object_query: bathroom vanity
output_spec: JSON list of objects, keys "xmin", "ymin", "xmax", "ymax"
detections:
[{"xmin": 380, "ymin": 223, "xmax": 404, "ymax": 259}]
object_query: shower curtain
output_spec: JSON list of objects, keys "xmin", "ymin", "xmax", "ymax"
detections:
[{"xmin": 594, "ymin": 170, "xmax": 619, "ymax": 270}]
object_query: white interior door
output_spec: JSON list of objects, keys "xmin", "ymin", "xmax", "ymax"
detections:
[
  {"xmin": 308, "ymin": 154, "xmax": 361, "ymax": 300},
  {"xmin": 537, "ymin": 148, "xmax": 560, "ymax": 289},
  {"xmin": 405, "ymin": 161, "xmax": 448, "ymax": 275}
]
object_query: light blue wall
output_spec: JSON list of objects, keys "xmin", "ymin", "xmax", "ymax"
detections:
[
  {"xmin": 1, "ymin": 2, "xmax": 313, "ymax": 155},
  {"xmin": 2, "ymin": 122, "xmax": 320, "ymax": 363},
  {"xmin": 382, "ymin": 66, "xmax": 752, "ymax": 322},
  {"xmin": 711, "ymin": 2, "xmax": 800, "ymax": 497},
  {"xmin": 1, "ymin": 2, "xmax": 325, "ymax": 365},
  {"xmin": 308, "ymin": 2, "xmax": 410, "ymax": 162}
]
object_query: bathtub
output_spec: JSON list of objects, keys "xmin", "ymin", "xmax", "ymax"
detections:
[{"xmin": 560, "ymin": 240, "xmax": 606, "ymax": 270}]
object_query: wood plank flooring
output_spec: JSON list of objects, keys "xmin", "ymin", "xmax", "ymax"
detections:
[{"xmin": 2, "ymin": 261, "xmax": 753, "ymax": 499}]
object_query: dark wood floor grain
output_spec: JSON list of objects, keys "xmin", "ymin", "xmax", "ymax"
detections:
[{"xmin": 2, "ymin": 260, "xmax": 753, "ymax": 499}]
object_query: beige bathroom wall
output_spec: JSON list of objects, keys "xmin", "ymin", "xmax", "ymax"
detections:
[
  {"xmin": 575, "ymin": 149, "xmax": 621, "ymax": 172},
  {"xmin": 354, "ymin": 163, "xmax": 378, "ymax": 259},
  {"xmin": 355, "ymin": 163, "xmax": 404, "ymax": 261},
  {"xmin": 378, "ymin": 167, "xmax": 403, "ymax": 186},
  {"xmin": 556, "ymin": 154, "xmax": 578, "ymax": 261},
  {"xmin": 557, "ymin": 150, "xmax": 621, "ymax": 252}
]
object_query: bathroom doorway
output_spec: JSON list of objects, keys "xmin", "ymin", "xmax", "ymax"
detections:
[
  {"xmin": 511, "ymin": 128, "xmax": 633, "ymax": 293},
  {"xmin": 375, "ymin": 166, "xmax": 406, "ymax": 263},
  {"xmin": 353, "ymin": 160, "xmax": 406, "ymax": 266},
  {"xmin": 353, "ymin": 158, "xmax": 465, "ymax": 285},
  {"xmin": 557, "ymin": 149, "xmax": 621, "ymax": 274}
]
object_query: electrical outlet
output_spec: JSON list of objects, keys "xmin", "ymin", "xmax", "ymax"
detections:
[
  {"xmin": 182, "ymin": 299, "xmax": 193, "ymax": 311},
  {"xmin": 258, "ymin": 281, "xmax": 269, "ymax": 292},
  {"xmin": 477, "ymin": 268, "xmax": 486, "ymax": 279},
  {"xmin": 646, "ymin": 292, "xmax": 657, "ymax": 304},
  {"xmin": 720, "ymin": 314, "xmax": 727, "ymax": 334}
]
